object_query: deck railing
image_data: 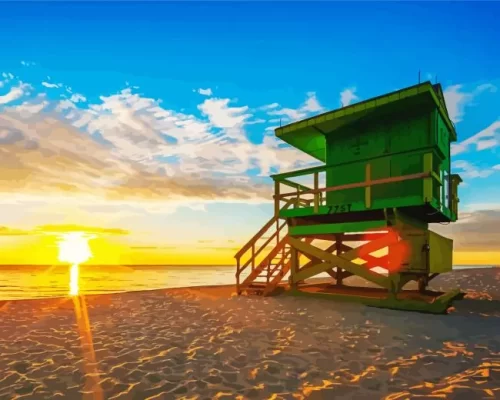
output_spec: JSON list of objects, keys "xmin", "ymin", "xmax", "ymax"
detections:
[{"xmin": 271, "ymin": 152, "xmax": 442, "ymax": 216}]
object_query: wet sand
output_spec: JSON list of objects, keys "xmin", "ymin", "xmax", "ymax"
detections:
[{"xmin": 0, "ymin": 268, "xmax": 499, "ymax": 400}]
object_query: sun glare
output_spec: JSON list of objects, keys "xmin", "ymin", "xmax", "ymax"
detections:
[{"xmin": 58, "ymin": 232, "xmax": 93, "ymax": 296}]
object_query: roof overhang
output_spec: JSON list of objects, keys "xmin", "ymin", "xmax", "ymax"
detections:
[{"xmin": 274, "ymin": 81, "xmax": 457, "ymax": 163}]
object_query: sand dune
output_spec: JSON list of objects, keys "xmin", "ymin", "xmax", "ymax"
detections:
[{"xmin": 0, "ymin": 268, "xmax": 499, "ymax": 399}]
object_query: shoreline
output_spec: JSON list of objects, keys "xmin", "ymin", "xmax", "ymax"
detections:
[
  {"xmin": 0, "ymin": 283, "xmax": 237, "ymax": 306},
  {"xmin": 0, "ymin": 266, "xmax": 497, "ymax": 304}
]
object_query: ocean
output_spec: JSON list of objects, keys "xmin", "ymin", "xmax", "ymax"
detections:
[{"xmin": 0, "ymin": 264, "xmax": 495, "ymax": 301}]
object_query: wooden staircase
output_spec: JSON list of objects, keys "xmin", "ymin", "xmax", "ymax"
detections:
[
  {"xmin": 235, "ymin": 200, "xmax": 294, "ymax": 296},
  {"xmin": 240, "ymin": 237, "xmax": 292, "ymax": 296},
  {"xmin": 234, "ymin": 197, "xmax": 317, "ymax": 296}
]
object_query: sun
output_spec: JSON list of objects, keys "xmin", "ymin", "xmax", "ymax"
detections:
[{"xmin": 57, "ymin": 232, "xmax": 93, "ymax": 296}]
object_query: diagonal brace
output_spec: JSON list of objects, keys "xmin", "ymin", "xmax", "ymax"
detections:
[{"xmin": 289, "ymin": 237, "xmax": 392, "ymax": 289}]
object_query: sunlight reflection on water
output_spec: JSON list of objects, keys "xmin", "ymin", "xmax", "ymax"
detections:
[{"xmin": 0, "ymin": 264, "xmax": 494, "ymax": 300}]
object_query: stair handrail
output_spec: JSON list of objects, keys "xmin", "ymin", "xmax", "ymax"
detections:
[
  {"xmin": 235, "ymin": 220, "xmax": 287, "ymax": 289},
  {"xmin": 234, "ymin": 198, "xmax": 297, "ymax": 291},
  {"xmin": 239, "ymin": 235, "xmax": 290, "ymax": 290},
  {"xmin": 234, "ymin": 198, "xmax": 294, "ymax": 261}
]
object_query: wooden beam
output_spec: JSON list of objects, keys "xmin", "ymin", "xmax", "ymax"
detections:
[
  {"xmin": 274, "ymin": 180, "xmax": 280, "ymax": 216},
  {"xmin": 336, "ymin": 234, "xmax": 344, "ymax": 286},
  {"xmin": 290, "ymin": 246, "xmax": 299, "ymax": 290},
  {"xmin": 297, "ymin": 232, "xmax": 388, "ymax": 242},
  {"xmin": 313, "ymin": 172, "xmax": 319, "ymax": 214},
  {"xmin": 279, "ymin": 178, "xmax": 311, "ymax": 193},
  {"xmin": 289, "ymin": 237, "xmax": 391, "ymax": 288},
  {"xmin": 423, "ymin": 152, "xmax": 433, "ymax": 202},
  {"xmin": 339, "ymin": 231, "xmax": 399, "ymax": 263},
  {"xmin": 299, "ymin": 242, "xmax": 338, "ymax": 281},
  {"xmin": 298, "ymin": 261, "xmax": 337, "ymax": 279},
  {"xmin": 277, "ymin": 172, "xmax": 431, "ymax": 199},
  {"xmin": 339, "ymin": 243, "xmax": 388, "ymax": 268},
  {"xmin": 365, "ymin": 163, "xmax": 372, "ymax": 208},
  {"xmin": 235, "ymin": 198, "xmax": 295, "ymax": 260}
]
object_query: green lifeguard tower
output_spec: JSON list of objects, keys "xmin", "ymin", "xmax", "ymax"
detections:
[{"xmin": 235, "ymin": 81, "xmax": 463, "ymax": 313}]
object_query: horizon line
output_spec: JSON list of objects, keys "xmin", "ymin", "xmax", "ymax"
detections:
[{"xmin": 0, "ymin": 263, "xmax": 236, "ymax": 267}]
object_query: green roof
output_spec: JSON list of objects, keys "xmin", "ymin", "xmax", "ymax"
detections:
[{"xmin": 274, "ymin": 81, "xmax": 456, "ymax": 162}]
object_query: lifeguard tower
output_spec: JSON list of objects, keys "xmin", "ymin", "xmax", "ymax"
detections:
[{"xmin": 235, "ymin": 81, "xmax": 463, "ymax": 313}]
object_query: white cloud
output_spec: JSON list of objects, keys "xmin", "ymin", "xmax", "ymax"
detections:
[
  {"xmin": 197, "ymin": 88, "xmax": 213, "ymax": 96},
  {"xmin": 70, "ymin": 93, "xmax": 87, "ymax": 103},
  {"xmin": 443, "ymin": 83, "xmax": 496, "ymax": 124},
  {"xmin": 20, "ymin": 61, "xmax": 36, "ymax": 67},
  {"xmin": 340, "ymin": 87, "xmax": 358, "ymax": 107},
  {"xmin": 452, "ymin": 160, "xmax": 496, "ymax": 179},
  {"xmin": 451, "ymin": 120, "xmax": 500, "ymax": 155},
  {"xmin": 0, "ymin": 82, "xmax": 30, "ymax": 105},
  {"xmin": 266, "ymin": 92, "xmax": 324, "ymax": 123},
  {"xmin": 443, "ymin": 85, "xmax": 470, "ymax": 123},
  {"xmin": 0, "ymin": 75, "xmax": 323, "ymax": 214},
  {"xmin": 302, "ymin": 91, "xmax": 323, "ymax": 112},
  {"xmin": 198, "ymin": 98, "xmax": 251, "ymax": 129},
  {"xmin": 15, "ymin": 101, "xmax": 49, "ymax": 116},
  {"xmin": 260, "ymin": 102, "xmax": 279, "ymax": 110},
  {"xmin": 41, "ymin": 81, "xmax": 61, "ymax": 89}
]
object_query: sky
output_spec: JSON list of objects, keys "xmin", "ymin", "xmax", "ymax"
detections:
[{"xmin": 0, "ymin": 1, "xmax": 499, "ymax": 266}]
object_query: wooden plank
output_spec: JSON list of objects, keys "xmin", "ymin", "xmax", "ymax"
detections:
[
  {"xmin": 423, "ymin": 152, "xmax": 433, "ymax": 202},
  {"xmin": 240, "ymin": 237, "xmax": 289, "ymax": 289},
  {"xmin": 313, "ymin": 172, "xmax": 319, "ymax": 213},
  {"xmin": 290, "ymin": 246, "xmax": 299, "ymax": 290},
  {"xmin": 289, "ymin": 220, "xmax": 387, "ymax": 236},
  {"xmin": 240, "ymin": 220, "xmax": 287, "ymax": 271},
  {"xmin": 340, "ymin": 243, "xmax": 388, "ymax": 268},
  {"xmin": 279, "ymin": 178, "xmax": 311, "ymax": 193},
  {"xmin": 289, "ymin": 238, "xmax": 391, "ymax": 288},
  {"xmin": 301, "ymin": 243, "xmax": 337, "ymax": 270},
  {"xmin": 295, "ymin": 261, "xmax": 337, "ymax": 281},
  {"xmin": 274, "ymin": 180, "xmax": 280, "ymax": 216},
  {"xmin": 278, "ymin": 172, "xmax": 431, "ymax": 199},
  {"xmin": 336, "ymin": 234, "xmax": 343, "ymax": 286},
  {"xmin": 340, "ymin": 231, "xmax": 399, "ymax": 263},
  {"xmin": 365, "ymin": 163, "xmax": 372, "ymax": 208},
  {"xmin": 297, "ymin": 233, "xmax": 388, "ymax": 242},
  {"xmin": 235, "ymin": 198, "xmax": 294, "ymax": 260}
]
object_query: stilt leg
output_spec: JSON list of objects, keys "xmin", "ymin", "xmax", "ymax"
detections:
[
  {"xmin": 290, "ymin": 246, "xmax": 299, "ymax": 291},
  {"xmin": 418, "ymin": 276, "xmax": 428, "ymax": 293},
  {"xmin": 335, "ymin": 234, "xmax": 344, "ymax": 286}
]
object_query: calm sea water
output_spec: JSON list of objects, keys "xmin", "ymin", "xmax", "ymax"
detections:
[{"xmin": 0, "ymin": 265, "xmax": 495, "ymax": 300}]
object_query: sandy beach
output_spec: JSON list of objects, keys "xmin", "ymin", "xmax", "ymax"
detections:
[{"xmin": 0, "ymin": 268, "xmax": 499, "ymax": 400}]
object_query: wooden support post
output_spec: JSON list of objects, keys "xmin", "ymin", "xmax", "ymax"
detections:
[
  {"xmin": 313, "ymin": 172, "xmax": 319, "ymax": 213},
  {"xmin": 236, "ymin": 259, "xmax": 241, "ymax": 293},
  {"xmin": 295, "ymin": 187, "xmax": 300, "ymax": 209},
  {"xmin": 251, "ymin": 243, "xmax": 255, "ymax": 271},
  {"xmin": 290, "ymin": 245, "xmax": 299, "ymax": 290},
  {"xmin": 274, "ymin": 180, "xmax": 280, "ymax": 216},
  {"xmin": 365, "ymin": 163, "xmax": 371, "ymax": 209},
  {"xmin": 423, "ymin": 153, "xmax": 433, "ymax": 203},
  {"xmin": 335, "ymin": 234, "xmax": 344, "ymax": 286}
]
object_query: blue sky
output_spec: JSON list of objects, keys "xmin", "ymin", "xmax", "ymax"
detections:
[{"xmin": 0, "ymin": 1, "xmax": 499, "ymax": 264}]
